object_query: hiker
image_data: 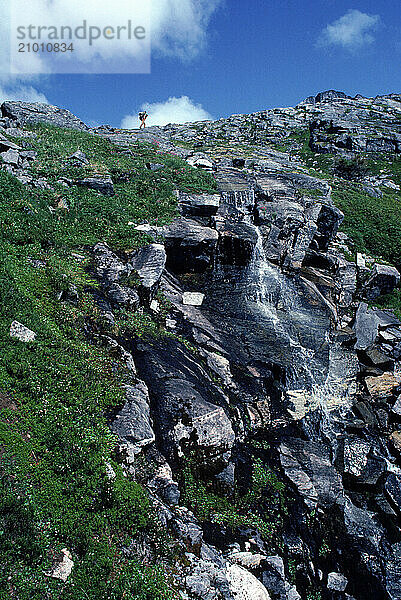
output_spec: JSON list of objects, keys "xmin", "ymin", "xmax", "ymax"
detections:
[{"xmin": 139, "ymin": 111, "xmax": 148, "ymax": 129}]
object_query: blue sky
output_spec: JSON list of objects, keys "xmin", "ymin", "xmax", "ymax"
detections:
[{"xmin": 1, "ymin": 1, "xmax": 400, "ymax": 127}]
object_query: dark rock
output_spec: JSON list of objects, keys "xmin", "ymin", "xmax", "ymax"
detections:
[
  {"xmin": 363, "ymin": 264, "xmax": 400, "ymax": 301},
  {"xmin": 1, "ymin": 101, "xmax": 88, "ymax": 130},
  {"xmin": 385, "ymin": 543, "xmax": 401, "ymax": 600},
  {"xmin": 384, "ymin": 474, "xmax": 401, "ymax": 514},
  {"xmin": 313, "ymin": 204, "xmax": 344, "ymax": 252},
  {"xmin": 133, "ymin": 337, "xmax": 235, "ymax": 468},
  {"xmin": 146, "ymin": 162, "xmax": 164, "ymax": 171},
  {"xmin": 216, "ymin": 221, "xmax": 258, "ymax": 266},
  {"xmin": 106, "ymin": 283, "xmax": 140, "ymax": 309},
  {"xmin": 76, "ymin": 177, "xmax": 115, "ymax": 196},
  {"xmin": 279, "ymin": 439, "xmax": 343, "ymax": 509},
  {"xmin": 179, "ymin": 192, "xmax": 221, "ymax": 217},
  {"xmin": 160, "ymin": 217, "xmax": 218, "ymax": 273}
]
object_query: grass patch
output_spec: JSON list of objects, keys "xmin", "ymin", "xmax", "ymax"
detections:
[
  {"xmin": 0, "ymin": 122, "xmax": 218, "ymax": 598},
  {"xmin": 332, "ymin": 183, "xmax": 401, "ymax": 269},
  {"xmin": 181, "ymin": 452, "xmax": 287, "ymax": 544}
]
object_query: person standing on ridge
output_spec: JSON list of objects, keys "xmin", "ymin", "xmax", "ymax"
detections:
[{"xmin": 139, "ymin": 111, "xmax": 148, "ymax": 129}]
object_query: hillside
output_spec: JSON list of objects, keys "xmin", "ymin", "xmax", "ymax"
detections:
[{"xmin": 1, "ymin": 92, "xmax": 401, "ymax": 600}]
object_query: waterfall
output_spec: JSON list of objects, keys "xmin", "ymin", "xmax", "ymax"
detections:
[
  {"xmin": 207, "ymin": 187, "xmax": 358, "ymax": 438},
  {"xmin": 248, "ymin": 225, "xmax": 358, "ymax": 435}
]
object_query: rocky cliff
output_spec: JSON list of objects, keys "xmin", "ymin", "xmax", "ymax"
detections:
[{"xmin": 1, "ymin": 92, "xmax": 401, "ymax": 600}]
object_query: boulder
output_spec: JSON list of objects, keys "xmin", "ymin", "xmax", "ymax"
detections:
[
  {"xmin": 279, "ymin": 439, "xmax": 343, "ymax": 509},
  {"xmin": 353, "ymin": 303, "xmax": 382, "ymax": 350},
  {"xmin": 93, "ymin": 242, "xmax": 128, "ymax": 283},
  {"xmin": 183, "ymin": 292, "xmax": 205, "ymax": 306},
  {"xmin": 1, "ymin": 101, "xmax": 88, "ymax": 130},
  {"xmin": 45, "ymin": 548, "xmax": 74, "ymax": 582},
  {"xmin": 365, "ymin": 373, "xmax": 400, "ymax": 400},
  {"xmin": 9, "ymin": 321, "xmax": 36, "ymax": 342},
  {"xmin": 110, "ymin": 382, "xmax": 155, "ymax": 454},
  {"xmin": 130, "ymin": 243, "xmax": 166, "ymax": 302},
  {"xmin": 229, "ymin": 552, "xmax": 266, "ymax": 570},
  {"xmin": 179, "ymin": 193, "xmax": 221, "ymax": 217},
  {"xmin": 67, "ymin": 150, "xmax": 89, "ymax": 165},
  {"xmin": 313, "ymin": 203, "xmax": 344, "ymax": 252},
  {"xmin": 363, "ymin": 264, "xmax": 400, "ymax": 301},
  {"xmin": 340, "ymin": 437, "xmax": 371, "ymax": 478},
  {"xmin": 0, "ymin": 136, "xmax": 21, "ymax": 152},
  {"xmin": 391, "ymin": 397, "xmax": 401, "ymax": 417},
  {"xmin": 133, "ymin": 338, "xmax": 235, "ymax": 467},
  {"xmin": 76, "ymin": 177, "xmax": 114, "ymax": 196},
  {"xmin": 226, "ymin": 564, "xmax": 272, "ymax": 600},
  {"xmin": 327, "ymin": 572, "xmax": 348, "ymax": 592},
  {"xmin": 1, "ymin": 148, "xmax": 20, "ymax": 166},
  {"xmin": 160, "ymin": 217, "xmax": 218, "ymax": 273},
  {"xmin": 106, "ymin": 283, "xmax": 140, "ymax": 309}
]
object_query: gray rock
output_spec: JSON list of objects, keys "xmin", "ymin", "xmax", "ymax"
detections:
[
  {"xmin": 9, "ymin": 321, "xmax": 36, "ymax": 342},
  {"xmin": 44, "ymin": 548, "xmax": 74, "ymax": 582},
  {"xmin": 363, "ymin": 264, "xmax": 400, "ymax": 301},
  {"xmin": 0, "ymin": 135, "xmax": 21, "ymax": 152},
  {"xmin": 93, "ymin": 242, "xmax": 128, "ymax": 283},
  {"xmin": 327, "ymin": 572, "xmax": 348, "ymax": 592},
  {"xmin": 226, "ymin": 564, "xmax": 271, "ymax": 600},
  {"xmin": 110, "ymin": 382, "xmax": 155, "ymax": 453},
  {"xmin": 67, "ymin": 150, "xmax": 89, "ymax": 164},
  {"xmin": 353, "ymin": 303, "xmax": 381, "ymax": 350},
  {"xmin": 76, "ymin": 177, "xmax": 114, "ymax": 196},
  {"xmin": 341, "ymin": 437, "xmax": 371, "ymax": 478},
  {"xmin": 130, "ymin": 243, "xmax": 166, "ymax": 301},
  {"xmin": 1, "ymin": 148, "xmax": 20, "ymax": 166},
  {"xmin": 183, "ymin": 292, "xmax": 205, "ymax": 306},
  {"xmin": 106, "ymin": 283, "xmax": 140, "ymax": 309},
  {"xmin": 279, "ymin": 439, "xmax": 343, "ymax": 509},
  {"xmin": 392, "ymin": 396, "xmax": 401, "ymax": 416},
  {"xmin": 1, "ymin": 101, "xmax": 88, "ymax": 130}
]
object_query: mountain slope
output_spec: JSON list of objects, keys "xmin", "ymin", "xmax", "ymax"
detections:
[{"xmin": 1, "ymin": 92, "xmax": 401, "ymax": 600}]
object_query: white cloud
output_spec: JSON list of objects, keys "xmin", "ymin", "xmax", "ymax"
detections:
[
  {"xmin": 151, "ymin": 0, "xmax": 223, "ymax": 60},
  {"xmin": 0, "ymin": 0, "xmax": 222, "ymax": 75},
  {"xmin": 0, "ymin": 80, "xmax": 48, "ymax": 104},
  {"xmin": 121, "ymin": 95, "xmax": 213, "ymax": 128},
  {"xmin": 318, "ymin": 9, "xmax": 380, "ymax": 49}
]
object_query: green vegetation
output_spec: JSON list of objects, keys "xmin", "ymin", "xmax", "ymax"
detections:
[
  {"xmin": 181, "ymin": 452, "xmax": 287, "ymax": 543},
  {"xmin": 333, "ymin": 157, "xmax": 370, "ymax": 181},
  {"xmin": 0, "ymin": 124, "xmax": 216, "ymax": 598},
  {"xmin": 332, "ymin": 184, "xmax": 401, "ymax": 268}
]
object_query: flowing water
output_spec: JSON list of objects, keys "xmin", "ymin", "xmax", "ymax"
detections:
[{"xmin": 203, "ymin": 193, "xmax": 358, "ymax": 433}]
